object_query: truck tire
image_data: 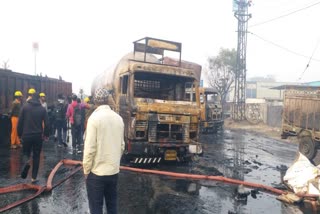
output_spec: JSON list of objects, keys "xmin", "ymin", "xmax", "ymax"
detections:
[
  {"xmin": 299, "ymin": 136, "xmax": 316, "ymax": 160},
  {"xmin": 281, "ymin": 132, "xmax": 288, "ymax": 139}
]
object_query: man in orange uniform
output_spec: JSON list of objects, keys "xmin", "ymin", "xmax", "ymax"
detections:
[{"xmin": 10, "ymin": 91, "xmax": 23, "ymax": 149}]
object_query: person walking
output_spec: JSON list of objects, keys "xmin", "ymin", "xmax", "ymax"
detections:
[
  {"xmin": 83, "ymin": 88, "xmax": 125, "ymax": 214},
  {"xmin": 10, "ymin": 91, "xmax": 23, "ymax": 149},
  {"xmin": 18, "ymin": 90, "xmax": 49, "ymax": 183},
  {"xmin": 53, "ymin": 94, "xmax": 68, "ymax": 148},
  {"xmin": 66, "ymin": 94, "xmax": 82, "ymax": 152}
]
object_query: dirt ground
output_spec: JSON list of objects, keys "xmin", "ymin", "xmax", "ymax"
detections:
[{"xmin": 224, "ymin": 117, "xmax": 298, "ymax": 144}]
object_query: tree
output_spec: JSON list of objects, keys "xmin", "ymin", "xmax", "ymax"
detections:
[{"xmin": 206, "ymin": 48, "xmax": 237, "ymax": 110}]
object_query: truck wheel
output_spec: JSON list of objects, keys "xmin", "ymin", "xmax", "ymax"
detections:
[
  {"xmin": 299, "ymin": 136, "xmax": 316, "ymax": 160},
  {"xmin": 281, "ymin": 132, "xmax": 287, "ymax": 139}
]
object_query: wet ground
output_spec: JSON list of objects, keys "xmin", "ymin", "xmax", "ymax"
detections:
[{"xmin": 0, "ymin": 128, "xmax": 312, "ymax": 214}]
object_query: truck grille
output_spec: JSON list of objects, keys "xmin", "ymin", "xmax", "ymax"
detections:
[
  {"xmin": 148, "ymin": 114, "xmax": 190, "ymax": 143},
  {"xmin": 136, "ymin": 120, "xmax": 147, "ymax": 129}
]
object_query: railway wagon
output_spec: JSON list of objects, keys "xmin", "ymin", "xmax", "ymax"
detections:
[
  {"xmin": 0, "ymin": 68, "xmax": 72, "ymax": 114},
  {"xmin": 0, "ymin": 69, "xmax": 72, "ymax": 144}
]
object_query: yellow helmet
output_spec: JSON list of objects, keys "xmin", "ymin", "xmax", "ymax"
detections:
[
  {"xmin": 14, "ymin": 91, "xmax": 23, "ymax": 97},
  {"xmin": 84, "ymin": 97, "xmax": 90, "ymax": 103},
  {"xmin": 28, "ymin": 88, "xmax": 36, "ymax": 94},
  {"xmin": 39, "ymin": 92, "xmax": 46, "ymax": 97}
]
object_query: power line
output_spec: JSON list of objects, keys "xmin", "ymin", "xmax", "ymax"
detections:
[
  {"xmin": 249, "ymin": 32, "xmax": 320, "ymax": 62},
  {"xmin": 250, "ymin": 1, "xmax": 320, "ymax": 28},
  {"xmin": 297, "ymin": 38, "xmax": 320, "ymax": 80}
]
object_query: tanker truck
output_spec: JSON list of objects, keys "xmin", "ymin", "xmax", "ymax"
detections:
[{"xmin": 92, "ymin": 37, "xmax": 202, "ymax": 163}]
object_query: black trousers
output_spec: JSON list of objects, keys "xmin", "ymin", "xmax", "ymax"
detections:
[
  {"xmin": 71, "ymin": 124, "xmax": 81, "ymax": 148},
  {"xmin": 22, "ymin": 136, "xmax": 43, "ymax": 179},
  {"xmin": 55, "ymin": 120, "xmax": 67, "ymax": 144},
  {"xmin": 86, "ymin": 173, "xmax": 118, "ymax": 214}
]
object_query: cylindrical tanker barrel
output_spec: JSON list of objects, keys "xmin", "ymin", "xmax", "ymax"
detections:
[{"xmin": 91, "ymin": 52, "xmax": 159, "ymax": 111}]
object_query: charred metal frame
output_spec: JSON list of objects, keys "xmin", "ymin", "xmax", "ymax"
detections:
[
  {"xmin": 108, "ymin": 38, "xmax": 203, "ymax": 161},
  {"xmin": 133, "ymin": 37, "xmax": 182, "ymax": 66}
]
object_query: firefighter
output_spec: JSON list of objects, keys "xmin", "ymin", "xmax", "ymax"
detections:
[
  {"xmin": 27, "ymin": 88, "xmax": 36, "ymax": 102},
  {"xmin": 10, "ymin": 91, "xmax": 23, "ymax": 149},
  {"xmin": 39, "ymin": 92, "xmax": 48, "ymax": 112}
]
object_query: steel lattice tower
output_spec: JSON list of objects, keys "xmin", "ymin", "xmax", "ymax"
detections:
[{"xmin": 233, "ymin": 0, "xmax": 251, "ymax": 120}]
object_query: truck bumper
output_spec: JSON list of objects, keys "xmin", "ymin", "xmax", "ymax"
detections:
[
  {"xmin": 126, "ymin": 141, "xmax": 202, "ymax": 160},
  {"xmin": 201, "ymin": 120, "xmax": 224, "ymax": 133}
]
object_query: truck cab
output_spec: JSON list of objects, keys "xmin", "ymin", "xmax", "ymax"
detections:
[
  {"xmin": 199, "ymin": 87, "xmax": 224, "ymax": 133},
  {"xmin": 93, "ymin": 37, "xmax": 203, "ymax": 163}
]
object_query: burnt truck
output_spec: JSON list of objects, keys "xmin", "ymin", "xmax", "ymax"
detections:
[
  {"xmin": 281, "ymin": 85, "xmax": 320, "ymax": 164},
  {"xmin": 92, "ymin": 37, "xmax": 203, "ymax": 163},
  {"xmin": 199, "ymin": 87, "xmax": 224, "ymax": 133}
]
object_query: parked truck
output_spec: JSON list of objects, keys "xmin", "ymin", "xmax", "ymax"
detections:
[
  {"xmin": 281, "ymin": 85, "xmax": 320, "ymax": 164},
  {"xmin": 92, "ymin": 37, "xmax": 202, "ymax": 163},
  {"xmin": 199, "ymin": 87, "xmax": 224, "ymax": 133}
]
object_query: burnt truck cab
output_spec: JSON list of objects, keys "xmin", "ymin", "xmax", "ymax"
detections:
[
  {"xmin": 98, "ymin": 37, "xmax": 203, "ymax": 163},
  {"xmin": 199, "ymin": 87, "xmax": 224, "ymax": 133}
]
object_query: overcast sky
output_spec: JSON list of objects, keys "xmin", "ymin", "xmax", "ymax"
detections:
[{"xmin": 1, "ymin": 0, "xmax": 320, "ymax": 94}]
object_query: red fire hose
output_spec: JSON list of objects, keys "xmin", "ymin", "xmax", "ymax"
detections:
[
  {"xmin": 120, "ymin": 166, "xmax": 285, "ymax": 195},
  {"xmin": 1, "ymin": 159, "xmax": 319, "ymax": 212},
  {"xmin": 0, "ymin": 184, "xmax": 46, "ymax": 212},
  {"xmin": 0, "ymin": 159, "xmax": 82, "ymax": 213},
  {"xmin": 46, "ymin": 159, "xmax": 82, "ymax": 191}
]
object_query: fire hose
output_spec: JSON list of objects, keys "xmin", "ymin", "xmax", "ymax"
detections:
[
  {"xmin": 0, "ymin": 159, "xmax": 82, "ymax": 213},
  {"xmin": 0, "ymin": 159, "xmax": 319, "ymax": 212}
]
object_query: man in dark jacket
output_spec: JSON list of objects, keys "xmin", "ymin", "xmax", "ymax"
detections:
[
  {"xmin": 18, "ymin": 92, "xmax": 49, "ymax": 183},
  {"xmin": 53, "ymin": 94, "xmax": 68, "ymax": 148}
]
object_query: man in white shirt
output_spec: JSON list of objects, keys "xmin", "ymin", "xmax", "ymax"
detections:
[{"xmin": 83, "ymin": 88, "xmax": 125, "ymax": 214}]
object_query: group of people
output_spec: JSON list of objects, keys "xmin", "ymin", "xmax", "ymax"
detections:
[
  {"xmin": 9, "ymin": 87, "xmax": 125, "ymax": 214},
  {"xmin": 11, "ymin": 88, "xmax": 50, "ymax": 183},
  {"xmin": 65, "ymin": 94, "xmax": 92, "ymax": 152},
  {"xmin": 52, "ymin": 93, "xmax": 92, "ymax": 152},
  {"xmin": 10, "ymin": 88, "xmax": 48, "ymax": 150}
]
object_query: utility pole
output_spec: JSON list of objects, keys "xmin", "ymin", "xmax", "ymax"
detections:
[
  {"xmin": 33, "ymin": 42, "xmax": 39, "ymax": 76},
  {"xmin": 232, "ymin": 0, "xmax": 251, "ymax": 121}
]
